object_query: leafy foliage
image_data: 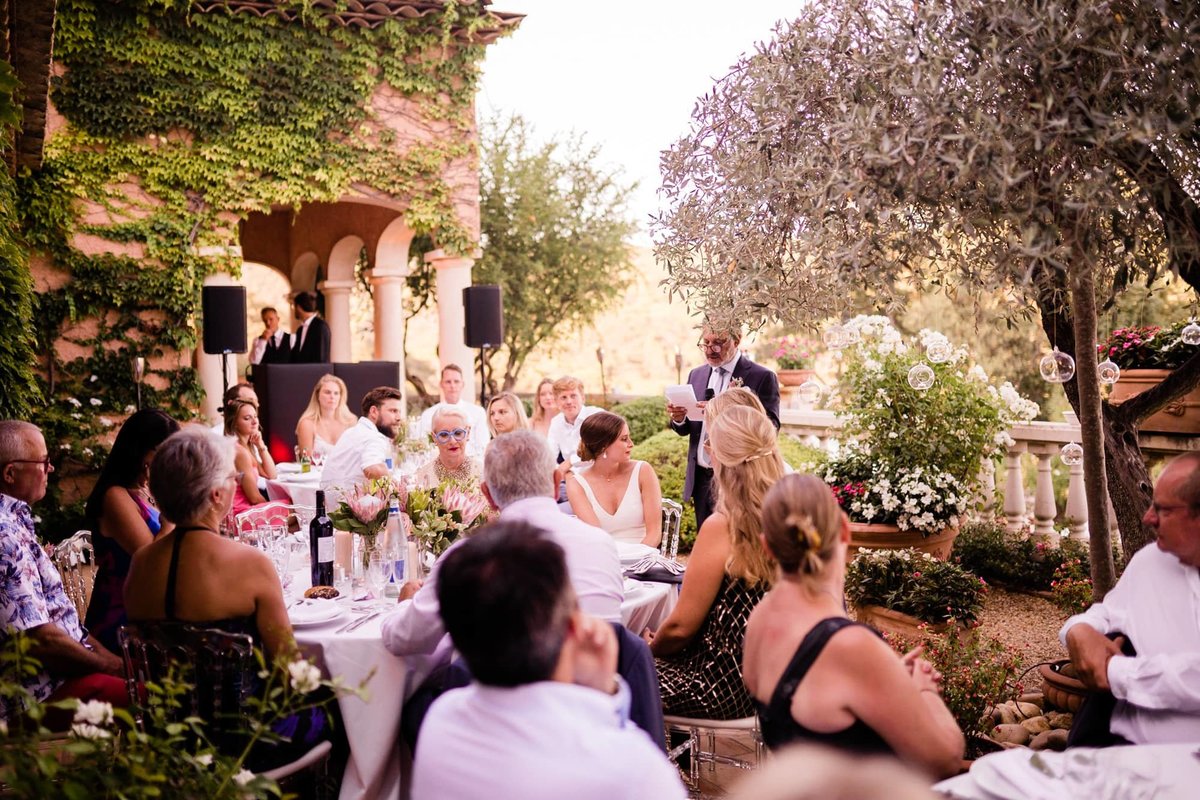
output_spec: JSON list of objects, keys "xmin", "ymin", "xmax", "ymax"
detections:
[
  {"xmin": 631, "ymin": 430, "xmax": 696, "ymax": 550},
  {"xmin": 473, "ymin": 114, "xmax": 638, "ymax": 391},
  {"xmin": 610, "ymin": 396, "xmax": 669, "ymax": 444},
  {"xmin": 1099, "ymin": 321, "xmax": 1198, "ymax": 371},
  {"xmin": 846, "ymin": 547, "xmax": 988, "ymax": 625},
  {"xmin": 953, "ymin": 519, "xmax": 1087, "ymax": 591}
]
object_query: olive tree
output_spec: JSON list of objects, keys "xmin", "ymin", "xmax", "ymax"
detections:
[{"xmin": 653, "ymin": 0, "xmax": 1200, "ymax": 596}]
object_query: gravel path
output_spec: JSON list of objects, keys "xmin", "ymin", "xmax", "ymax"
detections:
[{"xmin": 976, "ymin": 585, "xmax": 1069, "ymax": 672}]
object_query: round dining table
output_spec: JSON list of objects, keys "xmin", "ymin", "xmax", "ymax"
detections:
[{"xmin": 289, "ymin": 564, "xmax": 678, "ymax": 800}]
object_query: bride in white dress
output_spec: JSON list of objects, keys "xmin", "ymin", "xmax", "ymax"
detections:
[{"xmin": 566, "ymin": 411, "xmax": 664, "ymax": 547}]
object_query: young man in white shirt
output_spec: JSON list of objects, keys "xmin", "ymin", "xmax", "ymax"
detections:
[
  {"xmin": 546, "ymin": 375, "xmax": 603, "ymax": 487},
  {"xmin": 415, "ymin": 364, "xmax": 490, "ymax": 459},
  {"xmin": 320, "ymin": 386, "xmax": 403, "ymax": 497},
  {"xmin": 248, "ymin": 306, "xmax": 290, "ymax": 366},
  {"xmin": 412, "ymin": 520, "xmax": 685, "ymax": 800},
  {"xmin": 1061, "ymin": 452, "xmax": 1200, "ymax": 744}
]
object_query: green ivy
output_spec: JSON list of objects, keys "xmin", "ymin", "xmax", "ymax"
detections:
[{"xmin": 17, "ymin": 0, "xmax": 501, "ymax": 537}]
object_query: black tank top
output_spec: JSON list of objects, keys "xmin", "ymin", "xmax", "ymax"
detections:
[
  {"xmin": 165, "ymin": 527, "xmax": 258, "ymax": 640},
  {"xmin": 754, "ymin": 617, "xmax": 894, "ymax": 754}
]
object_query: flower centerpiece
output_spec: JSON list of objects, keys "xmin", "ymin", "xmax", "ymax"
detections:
[
  {"xmin": 1100, "ymin": 321, "xmax": 1200, "ymax": 433},
  {"xmin": 406, "ymin": 481, "xmax": 491, "ymax": 559},
  {"xmin": 329, "ymin": 477, "xmax": 405, "ymax": 568},
  {"xmin": 823, "ymin": 317, "xmax": 1038, "ymax": 557}
]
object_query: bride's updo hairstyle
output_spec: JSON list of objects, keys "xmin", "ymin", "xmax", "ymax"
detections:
[
  {"xmin": 760, "ymin": 474, "xmax": 843, "ymax": 578},
  {"xmin": 577, "ymin": 411, "xmax": 626, "ymax": 462}
]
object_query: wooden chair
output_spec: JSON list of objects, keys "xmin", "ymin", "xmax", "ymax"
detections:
[
  {"xmin": 49, "ymin": 530, "xmax": 96, "ymax": 621},
  {"xmin": 118, "ymin": 622, "xmax": 331, "ymax": 788},
  {"xmin": 660, "ymin": 499, "xmax": 683, "ymax": 562}
]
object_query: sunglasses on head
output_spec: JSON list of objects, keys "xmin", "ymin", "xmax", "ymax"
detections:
[{"xmin": 433, "ymin": 428, "xmax": 469, "ymax": 443}]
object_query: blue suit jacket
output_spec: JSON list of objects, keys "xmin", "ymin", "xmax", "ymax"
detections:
[{"xmin": 670, "ymin": 357, "xmax": 780, "ymax": 501}]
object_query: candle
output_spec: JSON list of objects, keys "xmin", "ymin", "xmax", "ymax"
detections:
[{"xmin": 334, "ymin": 529, "xmax": 352, "ymax": 577}]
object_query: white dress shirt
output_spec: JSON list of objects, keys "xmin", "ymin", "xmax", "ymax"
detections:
[
  {"xmin": 380, "ymin": 495, "xmax": 624, "ymax": 658},
  {"xmin": 319, "ymin": 417, "xmax": 393, "ymax": 497},
  {"xmin": 416, "ymin": 402, "xmax": 491, "ymax": 459},
  {"xmin": 1059, "ymin": 543, "xmax": 1200, "ymax": 744},
  {"xmin": 547, "ymin": 406, "xmax": 603, "ymax": 468},
  {"xmin": 249, "ymin": 330, "xmax": 286, "ymax": 365},
  {"xmin": 413, "ymin": 680, "xmax": 686, "ymax": 800}
]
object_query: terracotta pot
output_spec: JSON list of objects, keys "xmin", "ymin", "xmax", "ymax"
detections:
[
  {"xmin": 777, "ymin": 368, "xmax": 816, "ymax": 387},
  {"xmin": 1039, "ymin": 660, "xmax": 1090, "ymax": 713},
  {"xmin": 852, "ymin": 604, "xmax": 954, "ymax": 640},
  {"xmin": 848, "ymin": 522, "xmax": 959, "ymax": 561},
  {"xmin": 1109, "ymin": 368, "xmax": 1200, "ymax": 434}
]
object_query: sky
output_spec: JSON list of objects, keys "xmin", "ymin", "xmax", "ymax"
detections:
[{"xmin": 477, "ymin": 1, "xmax": 807, "ymax": 242}]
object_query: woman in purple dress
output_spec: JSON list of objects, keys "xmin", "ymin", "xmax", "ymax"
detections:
[{"xmin": 83, "ymin": 408, "xmax": 179, "ymax": 652}]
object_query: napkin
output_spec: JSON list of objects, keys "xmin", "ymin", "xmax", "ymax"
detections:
[{"xmin": 624, "ymin": 553, "xmax": 686, "ymax": 584}]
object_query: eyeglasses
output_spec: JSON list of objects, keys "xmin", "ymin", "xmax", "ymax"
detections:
[
  {"xmin": 5, "ymin": 457, "xmax": 52, "ymax": 473},
  {"xmin": 432, "ymin": 428, "xmax": 469, "ymax": 443},
  {"xmin": 1150, "ymin": 502, "xmax": 1193, "ymax": 515},
  {"xmin": 696, "ymin": 338, "xmax": 731, "ymax": 352}
]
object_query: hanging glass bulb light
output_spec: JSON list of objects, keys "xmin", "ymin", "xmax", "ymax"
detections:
[
  {"xmin": 822, "ymin": 325, "xmax": 846, "ymax": 350},
  {"xmin": 907, "ymin": 363, "xmax": 935, "ymax": 391},
  {"xmin": 1039, "ymin": 349, "xmax": 1076, "ymax": 383},
  {"xmin": 841, "ymin": 326, "xmax": 861, "ymax": 346},
  {"xmin": 1097, "ymin": 359, "xmax": 1121, "ymax": 385},
  {"xmin": 797, "ymin": 379, "xmax": 823, "ymax": 405},
  {"xmin": 1059, "ymin": 442, "xmax": 1084, "ymax": 466},
  {"xmin": 926, "ymin": 341, "xmax": 952, "ymax": 363},
  {"xmin": 1182, "ymin": 320, "xmax": 1200, "ymax": 346}
]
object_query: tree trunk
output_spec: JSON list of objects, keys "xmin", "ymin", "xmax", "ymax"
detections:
[{"xmin": 1068, "ymin": 262, "xmax": 1116, "ymax": 599}]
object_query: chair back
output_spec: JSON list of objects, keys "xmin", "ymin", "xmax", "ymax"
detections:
[
  {"xmin": 660, "ymin": 499, "xmax": 683, "ymax": 561},
  {"xmin": 234, "ymin": 501, "xmax": 303, "ymax": 536},
  {"xmin": 118, "ymin": 621, "xmax": 256, "ymax": 749},
  {"xmin": 50, "ymin": 530, "xmax": 96, "ymax": 620}
]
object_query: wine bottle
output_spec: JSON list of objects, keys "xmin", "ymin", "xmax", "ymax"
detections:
[{"xmin": 310, "ymin": 489, "xmax": 334, "ymax": 587}]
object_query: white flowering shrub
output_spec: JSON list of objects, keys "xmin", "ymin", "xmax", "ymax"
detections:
[{"xmin": 825, "ymin": 318, "xmax": 1037, "ymax": 534}]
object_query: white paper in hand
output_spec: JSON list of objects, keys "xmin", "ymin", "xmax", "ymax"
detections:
[{"xmin": 665, "ymin": 384, "xmax": 703, "ymax": 421}]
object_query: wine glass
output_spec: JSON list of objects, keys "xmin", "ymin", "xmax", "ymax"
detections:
[
  {"xmin": 311, "ymin": 450, "xmax": 325, "ymax": 469},
  {"xmin": 365, "ymin": 554, "xmax": 392, "ymax": 607}
]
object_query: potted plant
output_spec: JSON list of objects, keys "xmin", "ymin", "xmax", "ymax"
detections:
[
  {"xmin": 771, "ymin": 335, "xmax": 817, "ymax": 386},
  {"xmin": 1100, "ymin": 322, "xmax": 1200, "ymax": 433},
  {"xmin": 823, "ymin": 317, "xmax": 1038, "ymax": 558},
  {"xmin": 845, "ymin": 547, "xmax": 987, "ymax": 637}
]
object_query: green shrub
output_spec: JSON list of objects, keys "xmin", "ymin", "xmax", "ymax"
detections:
[
  {"xmin": 846, "ymin": 547, "xmax": 987, "ymax": 625},
  {"xmin": 632, "ymin": 430, "xmax": 697, "ymax": 551},
  {"xmin": 952, "ymin": 519, "xmax": 1101, "ymax": 592},
  {"xmin": 611, "ymin": 396, "xmax": 670, "ymax": 444},
  {"xmin": 778, "ymin": 435, "xmax": 827, "ymax": 472}
]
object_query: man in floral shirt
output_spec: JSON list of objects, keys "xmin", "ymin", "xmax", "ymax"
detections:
[{"xmin": 0, "ymin": 420, "xmax": 126, "ymax": 728}]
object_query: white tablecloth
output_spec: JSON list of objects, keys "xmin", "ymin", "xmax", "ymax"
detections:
[
  {"xmin": 934, "ymin": 743, "xmax": 1200, "ymax": 800},
  {"xmin": 267, "ymin": 465, "xmax": 323, "ymax": 509},
  {"xmin": 290, "ymin": 569, "xmax": 677, "ymax": 800}
]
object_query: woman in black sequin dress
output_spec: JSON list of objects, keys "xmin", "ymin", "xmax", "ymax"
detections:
[
  {"xmin": 646, "ymin": 405, "xmax": 782, "ymax": 720},
  {"xmin": 742, "ymin": 474, "xmax": 964, "ymax": 778}
]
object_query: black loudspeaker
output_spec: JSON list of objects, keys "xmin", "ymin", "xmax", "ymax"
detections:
[
  {"xmin": 464, "ymin": 285, "xmax": 504, "ymax": 347},
  {"xmin": 201, "ymin": 286, "xmax": 248, "ymax": 355}
]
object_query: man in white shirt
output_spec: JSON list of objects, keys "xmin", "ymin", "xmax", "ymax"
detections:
[
  {"xmin": 546, "ymin": 375, "xmax": 603, "ymax": 485},
  {"xmin": 1060, "ymin": 451, "xmax": 1200, "ymax": 744},
  {"xmin": 381, "ymin": 430, "xmax": 623, "ymax": 660},
  {"xmin": 248, "ymin": 306, "xmax": 290, "ymax": 366},
  {"xmin": 412, "ymin": 521, "xmax": 685, "ymax": 800},
  {"xmin": 415, "ymin": 364, "xmax": 490, "ymax": 459},
  {"xmin": 319, "ymin": 387, "xmax": 402, "ymax": 496}
]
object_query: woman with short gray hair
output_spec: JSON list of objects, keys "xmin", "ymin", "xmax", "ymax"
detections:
[{"xmin": 413, "ymin": 406, "xmax": 483, "ymax": 489}]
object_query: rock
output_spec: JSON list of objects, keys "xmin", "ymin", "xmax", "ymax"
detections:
[
  {"xmin": 1016, "ymin": 702, "xmax": 1042, "ymax": 718},
  {"xmin": 994, "ymin": 705, "xmax": 1018, "ymax": 725},
  {"xmin": 1029, "ymin": 730, "xmax": 1055, "ymax": 750},
  {"xmin": 1019, "ymin": 692, "xmax": 1046, "ymax": 709},
  {"xmin": 1046, "ymin": 711, "xmax": 1073, "ymax": 730},
  {"xmin": 1043, "ymin": 729, "xmax": 1069, "ymax": 751},
  {"xmin": 1020, "ymin": 716, "xmax": 1051, "ymax": 735},
  {"xmin": 991, "ymin": 724, "xmax": 1031, "ymax": 745},
  {"xmin": 1000, "ymin": 741, "xmax": 1025, "ymax": 750}
]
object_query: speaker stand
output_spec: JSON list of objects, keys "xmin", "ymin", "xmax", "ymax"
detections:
[
  {"xmin": 478, "ymin": 345, "xmax": 490, "ymax": 407},
  {"xmin": 220, "ymin": 351, "xmax": 231, "ymax": 406}
]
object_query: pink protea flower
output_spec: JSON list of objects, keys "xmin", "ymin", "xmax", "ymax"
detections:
[
  {"xmin": 347, "ymin": 491, "xmax": 386, "ymax": 525},
  {"xmin": 441, "ymin": 485, "xmax": 489, "ymax": 528}
]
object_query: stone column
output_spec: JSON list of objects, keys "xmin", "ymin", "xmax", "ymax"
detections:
[
  {"xmin": 196, "ymin": 269, "xmax": 241, "ymax": 424},
  {"xmin": 317, "ymin": 278, "xmax": 355, "ymax": 363},
  {"xmin": 425, "ymin": 249, "xmax": 476, "ymax": 401},
  {"xmin": 368, "ymin": 265, "xmax": 410, "ymax": 410}
]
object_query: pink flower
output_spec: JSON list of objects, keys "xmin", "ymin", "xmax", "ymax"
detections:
[
  {"xmin": 441, "ymin": 485, "xmax": 489, "ymax": 527},
  {"xmin": 347, "ymin": 493, "xmax": 385, "ymax": 524}
]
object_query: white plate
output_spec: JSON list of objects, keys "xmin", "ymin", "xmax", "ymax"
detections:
[
  {"xmin": 277, "ymin": 462, "xmax": 303, "ymax": 474},
  {"xmin": 288, "ymin": 600, "xmax": 347, "ymax": 627}
]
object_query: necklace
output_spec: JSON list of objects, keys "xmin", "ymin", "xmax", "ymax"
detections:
[{"xmin": 434, "ymin": 458, "xmax": 475, "ymax": 484}]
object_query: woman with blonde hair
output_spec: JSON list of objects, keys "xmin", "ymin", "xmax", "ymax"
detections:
[
  {"xmin": 646, "ymin": 405, "xmax": 782, "ymax": 719},
  {"xmin": 295, "ymin": 374, "xmax": 357, "ymax": 460},
  {"xmin": 486, "ymin": 392, "xmax": 529, "ymax": 437},
  {"xmin": 529, "ymin": 377, "xmax": 557, "ymax": 439},
  {"xmin": 742, "ymin": 474, "xmax": 964, "ymax": 778}
]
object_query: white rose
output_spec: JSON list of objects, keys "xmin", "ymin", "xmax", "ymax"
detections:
[
  {"xmin": 73, "ymin": 700, "xmax": 114, "ymax": 726},
  {"xmin": 288, "ymin": 659, "xmax": 322, "ymax": 694},
  {"xmin": 89, "ymin": 398, "xmax": 102, "ymax": 407},
  {"xmin": 233, "ymin": 769, "xmax": 255, "ymax": 786},
  {"xmin": 71, "ymin": 723, "xmax": 111, "ymax": 740},
  {"xmin": 195, "ymin": 753, "xmax": 214, "ymax": 767}
]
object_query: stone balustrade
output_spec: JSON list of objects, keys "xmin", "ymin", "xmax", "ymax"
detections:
[{"xmin": 779, "ymin": 407, "xmax": 1200, "ymax": 544}]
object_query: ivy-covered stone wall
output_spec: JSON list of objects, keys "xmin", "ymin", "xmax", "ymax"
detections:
[{"xmin": 16, "ymin": 0, "xmax": 498, "ymax": 536}]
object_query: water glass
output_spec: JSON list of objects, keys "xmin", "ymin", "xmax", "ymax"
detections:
[{"xmin": 365, "ymin": 554, "xmax": 393, "ymax": 606}]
